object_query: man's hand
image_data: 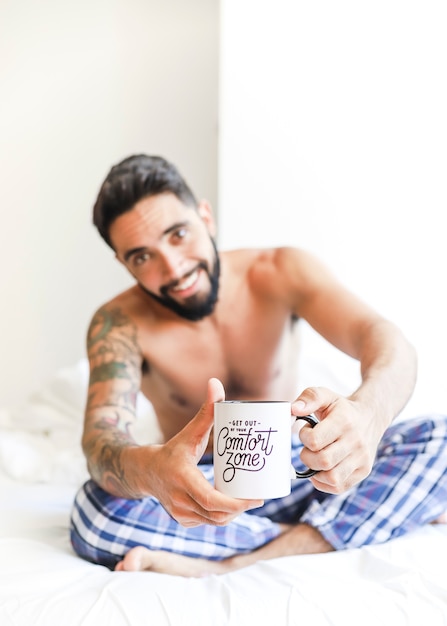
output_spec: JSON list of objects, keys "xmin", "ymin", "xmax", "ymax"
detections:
[
  {"xmin": 145, "ymin": 378, "xmax": 263, "ymax": 527},
  {"xmin": 292, "ymin": 386, "xmax": 384, "ymax": 494}
]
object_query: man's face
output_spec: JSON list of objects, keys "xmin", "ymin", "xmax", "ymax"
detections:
[{"xmin": 109, "ymin": 193, "xmax": 220, "ymax": 321}]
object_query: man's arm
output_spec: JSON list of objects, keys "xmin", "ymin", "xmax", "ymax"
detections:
[
  {"xmin": 270, "ymin": 247, "xmax": 418, "ymax": 492},
  {"xmin": 81, "ymin": 304, "xmax": 143, "ymax": 497},
  {"xmin": 286, "ymin": 247, "xmax": 417, "ymax": 427}
]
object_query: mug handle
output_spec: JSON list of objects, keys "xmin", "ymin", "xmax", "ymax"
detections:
[{"xmin": 293, "ymin": 414, "xmax": 319, "ymax": 478}]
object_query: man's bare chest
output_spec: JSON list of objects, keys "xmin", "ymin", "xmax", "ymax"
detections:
[{"xmin": 140, "ymin": 313, "xmax": 300, "ymax": 410}]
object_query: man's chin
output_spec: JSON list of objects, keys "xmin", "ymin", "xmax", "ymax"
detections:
[
  {"xmin": 138, "ymin": 285, "xmax": 217, "ymax": 322},
  {"xmin": 138, "ymin": 239, "xmax": 221, "ymax": 322}
]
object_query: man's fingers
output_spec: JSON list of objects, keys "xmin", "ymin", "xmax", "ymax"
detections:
[
  {"xmin": 292, "ymin": 386, "xmax": 338, "ymax": 418},
  {"xmin": 185, "ymin": 464, "xmax": 262, "ymax": 513},
  {"xmin": 169, "ymin": 474, "xmax": 263, "ymax": 527},
  {"xmin": 187, "ymin": 493, "xmax": 264, "ymax": 526}
]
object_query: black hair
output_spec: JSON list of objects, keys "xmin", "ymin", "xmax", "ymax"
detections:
[{"xmin": 92, "ymin": 154, "xmax": 198, "ymax": 248}]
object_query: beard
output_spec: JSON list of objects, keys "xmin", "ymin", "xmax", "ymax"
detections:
[{"xmin": 138, "ymin": 238, "xmax": 221, "ymax": 322}]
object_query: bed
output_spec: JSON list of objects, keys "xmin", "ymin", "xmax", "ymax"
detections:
[{"xmin": 1, "ymin": 325, "xmax": 447, "ymax": 625}]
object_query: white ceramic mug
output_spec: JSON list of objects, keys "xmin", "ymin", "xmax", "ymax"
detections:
[{"xmin": 213, "ymin": 401, "xmax": 319, "ymax": 499}]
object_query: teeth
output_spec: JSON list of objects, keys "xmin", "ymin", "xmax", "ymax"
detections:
[{"xmin": 172, "ymin": 270, "xmax": 199, "ymax": 292}]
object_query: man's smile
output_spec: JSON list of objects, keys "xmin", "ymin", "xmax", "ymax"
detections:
[{"xmin": 169, "ymin": 267, "xmax": 201, "ymax": 295}]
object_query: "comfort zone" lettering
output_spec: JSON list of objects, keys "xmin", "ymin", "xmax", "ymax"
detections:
[{"xmin": 216, "ymin": 426, "xmax": 278, "ymax": 482}]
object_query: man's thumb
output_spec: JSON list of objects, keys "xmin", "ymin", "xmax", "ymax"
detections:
[
  {"xmin": 207, "ymin": 377, "xmax": 225, "ymax": 404},
  {"xmin": 184, "ymin": 377, "xmax": 226, "ymax": 446}
]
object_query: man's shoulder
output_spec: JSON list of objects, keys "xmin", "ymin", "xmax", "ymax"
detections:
[
  {"xmin": 94, "ymin": 285, "xmax": 137, "ymax": 309},
  {"xmin": 90, "ymin": 286, "xmax": 152, "ymax": 327},
  {"xmin": 224, "ymin": 245, "xmax": 309, "ymax": 260},
  {"xmin": 86, "ymin": 287, "xmax": 153, "ymax": 357},
  {"xmin": 223, "ymin": 246, "xmax": 305, "ymax": 269},
  {"xmin": 224, "ymin": 246, "xmax": 312, "ymax": 276},
  {"xmin": 229, "ymin": 246, "xmax": 326, "ymax": 303}
]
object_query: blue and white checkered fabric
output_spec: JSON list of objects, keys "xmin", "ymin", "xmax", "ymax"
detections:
[{"xmin": 70, "ymin": 414, "xmax": 447, "ymax": 568}]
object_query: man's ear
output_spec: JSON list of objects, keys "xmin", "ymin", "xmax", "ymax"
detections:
[{"xmin": 197, "ymin": 199, "xmax": 216, "ymax": 237}]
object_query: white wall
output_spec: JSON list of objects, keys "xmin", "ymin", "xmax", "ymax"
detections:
[
  {"xmin": 0, "ymin": 0, "xmax": 219, "ymax": 406},
  {"xmin": 219, "ymin": 1, "xmax": 447, "ymax": 417}
]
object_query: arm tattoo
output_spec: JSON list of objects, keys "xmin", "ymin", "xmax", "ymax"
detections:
[
  {"xmin": 87, "ymin": 307, "xmax": 139, "ymax": 358},
  {"xmin": 84, "ymin": 410, "xmax": 143, "ymax": 497},
  {"xmin": 89, "ymin": 361, "xmax": 129, "ymax": 384},
  {"xmin": 86, "ymin": 307, "xmax": 141, "ymax": 410},
  {"xmin": 83, "ymin": 306, "xmax": 145, "ymax": 496}
]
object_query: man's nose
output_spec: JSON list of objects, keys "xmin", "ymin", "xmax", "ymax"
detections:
[{"xmin": 158, "ymin": 248, "xmax": 184, "ymax": 279}]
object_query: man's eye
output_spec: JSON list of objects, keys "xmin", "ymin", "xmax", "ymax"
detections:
[
  {"xmin": 175, "ymin": 227, "xmax": 188, "ymax": 240},
  {"xmin": 134, "ymin": 253, "xmax": 150, "ymax": 266}
]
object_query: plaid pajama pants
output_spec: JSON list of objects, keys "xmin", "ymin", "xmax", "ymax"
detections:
[{"xmin": 70, "ymin": 414, "xmax": 447, "ymax": 569}]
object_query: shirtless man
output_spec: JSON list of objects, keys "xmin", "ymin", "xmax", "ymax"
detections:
[{"xmin": 70, "ymin": 154, "xmax": 447, "ymax": 577}]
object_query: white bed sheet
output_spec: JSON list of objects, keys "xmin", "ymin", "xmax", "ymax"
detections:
[
  {"xmin": 1, "ymin": 331, "xmax": 447, "ymax": 625},
  {"xmin": 2, "ymin": 471, "xmax": 447, "ymax": 626}
]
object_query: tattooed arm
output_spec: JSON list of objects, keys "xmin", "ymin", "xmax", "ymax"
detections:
[{"xmin": 81, "ymin": 304, "xmax": 147, "ymax": 498}]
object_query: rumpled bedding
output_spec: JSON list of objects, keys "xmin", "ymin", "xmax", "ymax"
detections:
[{"xmin": 0, "ymin": 359, "xmax": 160, "ymax": 485}]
